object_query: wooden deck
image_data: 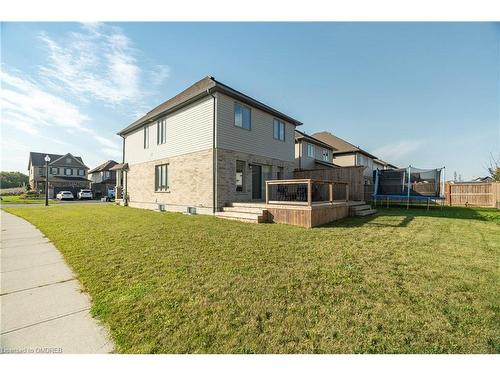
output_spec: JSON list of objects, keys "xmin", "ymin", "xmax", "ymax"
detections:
[{"xmin": 228, "ymin": 201, "xmax": 353, "ymax": 228}]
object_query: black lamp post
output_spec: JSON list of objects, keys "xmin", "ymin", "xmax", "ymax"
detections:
[{"xmin": 44, "ymin": 155, "xmax": 50, "ymax": 206}]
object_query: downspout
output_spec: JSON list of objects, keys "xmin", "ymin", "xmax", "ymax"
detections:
[
  {"xmin": 208, "ymin": 89, "xmax": 217, "ymax": 214},
  {"xmin": 120, "ymin": 134, "xmax": 127, "ymax": 205}
]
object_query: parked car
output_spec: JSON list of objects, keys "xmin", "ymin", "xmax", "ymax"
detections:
[
  {"xmin": 56, "ymin": 191, "xmax": 74, "ymax": 200},
  {"xmin": 78, "ymin": 189, "xmax": 93, "ymax": 200}
]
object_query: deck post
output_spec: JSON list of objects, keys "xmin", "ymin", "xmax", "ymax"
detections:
[
  {"xmin": 329, "ymin": 182, "xmax": 333, "ymax": 203},
  {"xmin": 265, "ymin": 181, "xmax": 269, "ymax": 205},
  {"xmin": 307, "ymin": 179, "xmax": 312, "ymax": 206}
]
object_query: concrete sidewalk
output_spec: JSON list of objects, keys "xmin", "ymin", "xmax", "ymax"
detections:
[{"xmin": 1, "ymin": 211, "xmax": 113, "ymax": 354}]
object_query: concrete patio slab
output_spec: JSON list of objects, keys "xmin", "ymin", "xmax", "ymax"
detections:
[{"xmin": 0, "ymin": 210, "xmax": 113, "ymax": 353}]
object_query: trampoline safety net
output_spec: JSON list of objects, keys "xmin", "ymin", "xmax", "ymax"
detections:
[{"xmin": 374, "ymin": 166, "xmax": 443, "ymax": 198}]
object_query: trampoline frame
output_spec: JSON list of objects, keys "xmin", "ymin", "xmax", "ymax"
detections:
[{"xmin": 373, "ymin": 166, "xmax": 446, "ymax": 210}]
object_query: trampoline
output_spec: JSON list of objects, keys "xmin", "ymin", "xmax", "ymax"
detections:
[{"xmin": 373, "ymin": 166, "xmax": 445, "ymax": 209}]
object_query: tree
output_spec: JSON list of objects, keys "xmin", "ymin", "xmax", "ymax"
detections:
[
  {"xmin": 487, "ymin": 153, "xmax": 500, "ymax": 181},
  {"xmin": 0, "ymin": 171, "xmax": 29, "ymax": 189}
]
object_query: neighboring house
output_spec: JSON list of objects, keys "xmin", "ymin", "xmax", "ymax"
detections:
[
  {"xmin": 88, "ymin": 160, "xmax": 118, "ymax": 198},
  {"xmin": 374, "ymin": 159, "xmax": 398, "ymax": 171},
  {"xmin": 470, "ymin": 176, "xmax": 494, "ymax": 183},
  {"xmin": 115, "ymin": 76, "xmax": 302, "ymax": 214},
  {"xmin": 312, "ymin": 131, "xmax": 395, "ymax": 183},
  {"xmin": 294, "ymin": 130, "xmax": 337, "ymax": 170},
  {"xmin": 28, "ymin": 152, "xmax": 90, "ymax": 197}
]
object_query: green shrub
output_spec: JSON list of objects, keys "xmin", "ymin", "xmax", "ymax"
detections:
[{"xmin": 20, "ymin": 191, "xmax": 40, "ymax": 199}]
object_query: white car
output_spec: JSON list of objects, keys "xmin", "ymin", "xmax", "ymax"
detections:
[
  {"xmin": 56, "ymin": 191, "xmax": 74, "ymax": 200},
  {"xmin": 78, "ymin": 189, "xmax": 93, "ymax": 200}
]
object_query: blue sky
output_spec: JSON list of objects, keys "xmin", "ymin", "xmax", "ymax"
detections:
[{"xmin": 1, "ymin": 22, "xmax": 498, "ymax": 179}]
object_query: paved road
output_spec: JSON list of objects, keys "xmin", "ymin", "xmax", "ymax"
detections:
[
  {"xmin": 0, "ymin": 211, "xmax": 114, "ymax": 354},
  {"xmin": 0, "ymin": 200, "xmax": 112, "ymax": 208}
]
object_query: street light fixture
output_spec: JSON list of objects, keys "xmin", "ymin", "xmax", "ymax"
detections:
[{"xmin": 44, "ymin": 155, "xmax": 51, "ymax": 206}]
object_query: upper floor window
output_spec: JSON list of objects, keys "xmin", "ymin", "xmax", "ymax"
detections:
[
  {"xmin": 273, "ymin": 119, "xmax": 285, "ymax": 141},
  {"xmin": 78, "ymin": 169, "xmax": 85, "ymax": 176},
  {"xmin": 144, "ymin": 125, "xmax": 150, "ymax": 149},
  {"xmin": 307, "ymin": 143, "xmax": 315, "ymax": 158},
  {"xmin": 155, "ymin": 164, "xmax": 169, "ymax": 192},
  {"xmin": 65, "ymin": 168, "xmax": 73, "ymax": 176},
  {"xmin": 234, "ymin": 102, "xmax": 251, "ymax": 130},
  {"xmin": 38, "ymin": 167, "xmax": 45, "ymax": 176},
  {"xmin": 157, "ymin": 118, "xmax": 166, "ymax": 145},
  {"xmin": 50, "ymin": 167, "xmax": 59, "ymax": 175},
  {"xmin": 322, "ymin": 149, "xmax": 329, "ymax": 162}
]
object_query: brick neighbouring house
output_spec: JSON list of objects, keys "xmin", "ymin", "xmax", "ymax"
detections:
[{"xmin": 28, "ymin": 152, "xmax": 90, "ymax": 198}]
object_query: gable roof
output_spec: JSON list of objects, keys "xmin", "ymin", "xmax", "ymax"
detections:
[
  {"xmin": 28, "ymin": 152, "xmax": 87, "ymax": 169},
  {"xmin": 118, "ymin": 76, "xmax": 303, "ymax": 136},
  {"xmin": 294, "ymin": 130, "xmax": 335, "ymax": 150},
  {"xmin": 88, "ymin": 160, "xmax": 118, "ymax": 174},
  {"xmin": 311, "ymin": 131, "xmax": 378, "ymax": 160}
]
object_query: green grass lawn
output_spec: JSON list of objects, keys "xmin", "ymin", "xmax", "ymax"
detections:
[
  {"xmin": 0, "ymin": 195, "xmax": 59, "ymax": 204},
  {"xmin": 3, "ymin": 205, "xmax": 499, "ymax": 353}
]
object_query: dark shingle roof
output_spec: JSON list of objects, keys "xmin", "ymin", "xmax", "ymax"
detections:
[
  {"xmin": 294, "ymin": 130, "xmax": 335, "ymax": 150},
  {"xmin": 311, "ymin": 132, "xmax": 378, "ymax": 160},
  {"xmin": 88, "ymin": 160, "xmax": 118, "ymax": 174},
  {"xmin": 28, "ymin": 152, "xmax": 86, "ymax": 169},
  {"xmin": 118, "ymin": 76, "xmax": 303, "ymax": 136}
]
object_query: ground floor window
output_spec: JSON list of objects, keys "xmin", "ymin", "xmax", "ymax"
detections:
[
  {"xmin": 155, "ymin": 164, "xmax": 169, "ymax": 192},
  {"xmin": 236, "ymin": 160, "xmax": 245, "ymax": 192}
]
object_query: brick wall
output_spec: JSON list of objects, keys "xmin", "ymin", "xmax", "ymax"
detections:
[
  {"xmin": 216, "ymin": 148, "xmax": 296, "ymax": 208},
  {"xmin": 126, "ymin": 148, "xmax": 214, "ymax": 212}
]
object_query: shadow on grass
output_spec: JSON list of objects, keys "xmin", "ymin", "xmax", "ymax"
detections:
[{"xmin": 323, "ymin": 205, "xmax": 500, "ymax": 229}]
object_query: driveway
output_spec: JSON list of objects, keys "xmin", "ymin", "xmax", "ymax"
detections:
[{"xmin": 0, "ymin": 211, "xmax": 113, "ymax": 353}]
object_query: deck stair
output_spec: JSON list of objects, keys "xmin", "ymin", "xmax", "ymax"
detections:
[
  {"xmin": 349, "ymin": 201, "xmax": 377, "ymax": 217},
  {"xmin": 215, "ymin": 203, "xmax": 269, "ymax": 223}
]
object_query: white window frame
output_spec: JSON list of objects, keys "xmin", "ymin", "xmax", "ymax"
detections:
[
  {"xmin": 65, "ymin": 168, "xmax": 73, "ymax": 176},
  {"xmin": 234, "ymin": 102, "xmax": 251, "ymax": 130},
  {"xmin": 322, "ymin": 149, "xmax": 329, "ymax": 162},
  {"xmin": 50, "ymin": 167, "xmax": 59, "ymax": 175},
  {"xmin": 273, "ymin": 119, "xmax": 285, "ymax": 141},
  {"xmin": 78, "ymin": 169, "xmax": 85, "ymax": 176},
  {"xmin": 307, "ymin": 143, "xmax": 315, "ymax": 158},
  {"xmin": 155, "ymin": 164, "xmax": 169, "ymax": 192},
  {"xmin": 157, "ymin": 118, "xmax": 167, "ymax": 145},
  {"xmin": 236, "ymin": 160, "xmax": 245, "ymax": 192}
]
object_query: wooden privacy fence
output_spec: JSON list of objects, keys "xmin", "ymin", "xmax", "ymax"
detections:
[
  {"xmin": 445, "ymin": 182, "xmax": 500, "ymax": 208},
  {"xmin": 293, "ymin": 166, "xmax": 364, "ymax": 201}
]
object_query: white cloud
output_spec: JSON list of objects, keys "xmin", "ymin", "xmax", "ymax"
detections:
[
  {"xmin": 38, "ymin": 23, "xmax": 169, "ymax": 105},
  {"xmin": 373, "ymin": 139, "xmax": 424, "ymax": 163},
  {"xmin": 0, "ymin": 70, "xmax": 90, "ymax": 136},
  {"xmin": 0, "ymin": 69, "xmax": 121, "ymax": 156}
]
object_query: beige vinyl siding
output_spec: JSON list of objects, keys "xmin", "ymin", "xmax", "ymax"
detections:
[
  {"xmin": 332, "ymin": 154, "xmax": 356, "ymax": 167},
  {"xmin": 297, "ymin": 142, "xmax": 333, "ymax": 169},
  {"xmin": 216, "ymin": 93, "xmax": 295, "ymax": 162},
  {"xmin": 124, "ymin": 96, "xmax": 214, "ymax": 165}
]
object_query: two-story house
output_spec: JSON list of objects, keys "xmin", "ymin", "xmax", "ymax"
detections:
[
  {"xmin": 88, "ymin": 160, "xmax": 118, "ymax": 199},
  {"xmin": 28, "ymin": 152, "xmax": 90, "ymax": 197},
  {"xmin": 294, "ymin": 130, "xmax": 337, "ymax": 170},
  {"xmin": 114, "ymin": 76, "xmax": 302, "ymax": 214},
  {"xmin": 311, "ymin": 131, "xmax": 396, "ymax": 183}
]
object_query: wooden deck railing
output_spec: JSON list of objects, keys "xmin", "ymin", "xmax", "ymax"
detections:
[{"xmin": 265, "ymin": 179, "xmax": 349, "ymax": 206}]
